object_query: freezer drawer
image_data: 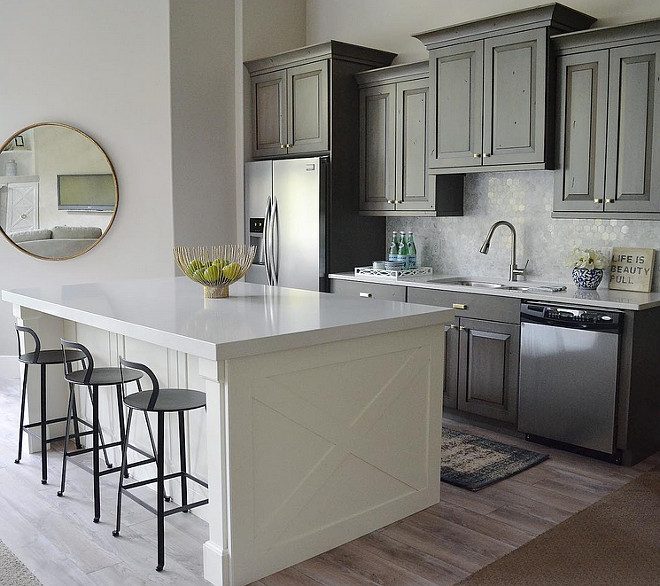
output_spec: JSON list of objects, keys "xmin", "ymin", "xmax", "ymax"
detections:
[{"xmin": 518, "ymin": 321, "xmax": 619, "ymax": 454}]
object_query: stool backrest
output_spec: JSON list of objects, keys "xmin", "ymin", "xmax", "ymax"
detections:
[
  {"xmin": 16, "ymin": 325, "xmax": 41, "ymax": 363},
  {"xmin": 119, "ymin": 357, "xmax": 160, "ymax": 410},
  {"xmin": 61, "ymin": 339, "xmax": 94, "ymax": 383}
]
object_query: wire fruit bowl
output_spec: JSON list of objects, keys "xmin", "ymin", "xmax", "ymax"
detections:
[{"xmin": 174, "ymin": 244, "xmax": 256, "ymax": 298}]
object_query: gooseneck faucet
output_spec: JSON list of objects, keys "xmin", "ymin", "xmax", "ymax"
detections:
[{"xmin": 479, "ymin": 221, "xmax": 528, "ymax": 281}]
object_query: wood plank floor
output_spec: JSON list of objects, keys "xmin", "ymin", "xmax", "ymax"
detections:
[{"xmin": 0, "ymin": 373, "xmax": 657, "ymax": 585}]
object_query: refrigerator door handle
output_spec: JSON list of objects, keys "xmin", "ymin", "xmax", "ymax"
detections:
[
  {"xmin": 272, "ymin": 197, "xmax": 280, "ymax": 285},
  {"xmin": 263, "ymin": 196, "xmax": 273, "ymax": 285}
]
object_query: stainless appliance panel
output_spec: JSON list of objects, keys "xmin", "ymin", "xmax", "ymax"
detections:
[
  {"xmin": 272, "ymin": 158, "xmax": 322, "ymax": 291},
  {"xmin": 245, "ymin": 160, "xmax": 272, "ymax": 271},
  {"xmin": 518, "ymin": 321, "xmax": 619, "ymax": 453}
]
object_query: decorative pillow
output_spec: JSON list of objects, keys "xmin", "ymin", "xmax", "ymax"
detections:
[
  {"xmin": 9, "ymin": 229, "xmax": 52, "ymax": 243},
  {"xmin": 51, "ymin": 226, "xmax": 103, "ymax": 239}
]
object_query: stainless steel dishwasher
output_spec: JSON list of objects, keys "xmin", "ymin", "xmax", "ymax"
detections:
[{"xmin": 518, "ymin": 302, "xmax": 622, "ymax": 459}]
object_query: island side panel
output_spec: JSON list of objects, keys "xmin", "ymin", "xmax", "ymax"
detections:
[{"xmin": 223, "ymin": 324, "xmax": 444, "ymax": 586}]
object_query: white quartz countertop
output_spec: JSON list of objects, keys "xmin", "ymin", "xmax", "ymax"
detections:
[
  {"xmin": 329, "ymin": 272, "xmax": 660, "ymax": 311},
  {"xmin": 2, "ymin": 277, "xmax": 454, "ymax": 361}
]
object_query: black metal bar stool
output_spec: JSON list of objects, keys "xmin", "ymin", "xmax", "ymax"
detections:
[
  {"xmin": 59, "ymin": 339, "xmax": 161, "ymax": 523},
  {"xmin": 14, "ymin": 325, "xmax": 86, "ymax": 485},
  {"xmin": 113, "ymin": 357, "xmax": 208, "ymax": 572}
]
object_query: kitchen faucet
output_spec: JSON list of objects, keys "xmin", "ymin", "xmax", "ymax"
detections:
[{"xmin": 479, "ymin": 221, "xmax": 528, "ymax": 281}]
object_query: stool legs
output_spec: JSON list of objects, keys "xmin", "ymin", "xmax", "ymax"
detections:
[
  {"xmin": 40, "ymin": 364, "xmax": 47, "ymax": 484},
  {"xmin": 112, "ymin": 408, "xmax": 133, "ymax": 538},
  {"xmin": 14, "ymin": 363, "xmax": 29, "ymax": 464},
  {"xmin": 178, "ymin": 412, "xmax": 188, "ymax": 511},
  {"xmin": 92, "ymin": 385, "xmax": 101, "ymax": 523},
  {"xmin": 88, "ymin": 386, "xmax": 112, "ymax": 469},
  {"xmin": 58, "ymin": 384, "xmax": 76, "ymax": 497},
  {"xmin": 157, "ymin": 412, "xmax": 165, "ymax": 572}
]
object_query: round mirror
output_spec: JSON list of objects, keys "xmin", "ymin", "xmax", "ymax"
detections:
[{"xmin": 0, "ymin": 122, "xmax": 117, "ymax": 260}]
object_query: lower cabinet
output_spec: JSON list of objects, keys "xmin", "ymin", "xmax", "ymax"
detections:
[{"xmin": 408, "ymin": 287, "xmax": 520, "ymax": 424}]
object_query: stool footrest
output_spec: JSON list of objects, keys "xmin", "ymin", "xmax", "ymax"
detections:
[{"xmin": 120, "ymin": 489, "xmax": 208, "ymax": 518}]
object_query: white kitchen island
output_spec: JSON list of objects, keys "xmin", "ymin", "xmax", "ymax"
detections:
[{"xmin": 2, "ymin": 277, "xmax": 452, "ymax": 586}]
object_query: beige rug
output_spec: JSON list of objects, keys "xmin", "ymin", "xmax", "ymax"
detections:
[
  {"xmin": 0, "ymin": 539, "xmax": 41, "ymax": 586},
  {"xmin": 459, "ymin": 465, "xmax": 660, "ymax": 586}
]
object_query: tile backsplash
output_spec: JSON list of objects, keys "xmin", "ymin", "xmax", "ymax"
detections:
[{"xmin": 387, "ymin": 171, "xmax": 660, "ymax": 292}]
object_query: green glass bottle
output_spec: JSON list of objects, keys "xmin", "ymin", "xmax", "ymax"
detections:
[
  {"xmin": 407, "ymin": 232, "xmax": 417, "ymax": 268},
  {"xmin": 388, "ymin": 231, "xmax": 399, "ymax": 262},
  {"xmin": 397, "ymin": 230, "xmax": 408, "ymax": 267}
]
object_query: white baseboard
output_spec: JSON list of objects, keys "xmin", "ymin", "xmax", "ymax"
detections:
[{"xmin": 0, "ymin": 356, "xmax": 19, "ymax": 380}]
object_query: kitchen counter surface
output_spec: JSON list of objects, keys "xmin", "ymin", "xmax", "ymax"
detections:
[
  {"xmin": 329, "ymin": 272, "xmax": 660, "ymax": 310},
  {"xmin": 2, "ymin": 276, "xmax": 453, "ymax": 361}
]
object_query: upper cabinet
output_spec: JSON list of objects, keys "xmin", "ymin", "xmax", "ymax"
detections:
[
  {"xmin": 245, "ymin": 41, "xmax": 396, "ymax": 159},
  {"xmin": 414, "ymin": 4, "xmax": 596, "ymax": 174},
  {"xmin": 553, "ymin": 20, "xmax": 660, "ymax": 219},
  {"xmin": 356, "ymin": 61, "xmax": 464, "ymax": 216}
]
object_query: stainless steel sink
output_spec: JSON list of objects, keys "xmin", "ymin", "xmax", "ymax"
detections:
[{"xmin": 427, "ymin": 279, "xmax": 505, "ymax": 288}]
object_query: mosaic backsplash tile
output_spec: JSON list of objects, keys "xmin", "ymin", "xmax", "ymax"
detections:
[{"xmin": 387, "ymin": 171, "xmax": 660, "ymax": 292}]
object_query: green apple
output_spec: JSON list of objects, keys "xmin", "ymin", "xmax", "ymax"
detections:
[
  {"xmin": 192, "ymin": 268, "xmax": 206, "ymax": 281},
  {"xmin": 186, "ymin": 259, "xmax": 204, "ymax": 275},
  {"xmin": 212, "ymin": 258, "xmax": 228, "ymax": 269},
  {"xmin": 204, "ymin": 264, "xmax": 221, "ymax": 282},
  {"xmin": 222, "ymin": 262, "xmax": 241, "ymax": 281}
]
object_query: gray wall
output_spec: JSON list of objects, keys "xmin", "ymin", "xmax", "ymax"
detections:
[{"xmin": 388, "ymin": 172, "xmax": 660, "ymax": 291}]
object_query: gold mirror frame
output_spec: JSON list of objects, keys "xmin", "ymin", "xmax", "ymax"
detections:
[{"xmin": 0, "ymin": 122, "xmax": 118, "ymax": 261}]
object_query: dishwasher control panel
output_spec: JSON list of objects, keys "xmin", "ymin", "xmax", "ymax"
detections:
[{"xmin": 521, "ymin": 303, "xmax": 621, "ymax": 331}]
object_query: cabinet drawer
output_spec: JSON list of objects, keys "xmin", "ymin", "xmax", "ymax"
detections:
[
  {"xmin": 330, "ymin": 279, "xmax": 406, "ymax": 302},
  {"xmin": 407, "ymin": 287, "xmax": 520, "ymax": 323}
]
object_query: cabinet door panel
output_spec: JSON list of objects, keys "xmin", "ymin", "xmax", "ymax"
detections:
[
  {"xmin": 484, "ymin": 29, "xmax": 546, "ymax": 165},
  {"xmin": 396, "ymin": 79, "xmax": 432, "ymax": 211},
  {"xmin": 252, "ymin": 71, "xmax": 287, "ymax": 158},
  {"xmin": 430, "ymin": 41, "xmax": 483, "ymax": 169},
  {"xmin": 359, "ymin": 84, "xmax": 396, "ymax": 211},
  {"xmin": 443, "ymin": 323, "xmax": 459, "ymax": 409},
  {"xmin": 287, "ymin": 61, "xmax": 329, "ymax": 155},
  {"xmin": 458, "ymin": 318, "xmax": 519, "ymax": 423},
  {"xmin": 554, "ymin": 51, "xmax": 608, "ymax": 213},
  {"xmin": 605, "ymin": 43, "xmax": 660, "ymax": 213}
]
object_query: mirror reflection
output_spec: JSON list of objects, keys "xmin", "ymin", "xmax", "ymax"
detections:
[{"xmin": 0, "ymin": 123, "xmax": 117, "ymax": 260}]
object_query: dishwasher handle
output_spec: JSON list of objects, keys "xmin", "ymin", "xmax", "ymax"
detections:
[{"xmin": 521, "ymin": 302, "xmax": 621, "ymax": 333}]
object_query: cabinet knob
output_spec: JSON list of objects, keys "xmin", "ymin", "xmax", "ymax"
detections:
[
  {"xmin": 449, "ymin": 324, "xmax": 459, "ymax": 329},
  {"xmin": 483, "ymin": 153, "xmax": 491, "ymax": 158},
  {"xmin": 473, "ymin": 153, "xmax": 481, "ymax": 158},
  {"xmin": 386, "ymin": 199, "xmax": 396, "ymax": 204},
  {"xmin": 594, "ymin": 198, "xmax": 603, "ymax": 204},
  {"xmin": 459, "ymin": 326, "xmax": 467, "ymax": 332},
  {"xmin": 286, "ymin": 143, "xmax": 293, "ymax": 148},
  {"xmin": 605, "ymin": 198, "xmax": 614, "ymax": 204},
  {"xmin": 359, "ymin": 292, "xmax": 372, "ymax": 298},
  {"xmin": 452, "ymin": 303, "xmax": 467, "ymax": 310},
  {"xmin": 396, "ymin": 200, "xmax": 403, "ymax": 204},
  {"xmin": 279, "ymin": 144, "xmax": 286, "ymax": 149}
]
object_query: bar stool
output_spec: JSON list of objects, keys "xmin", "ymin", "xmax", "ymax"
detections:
[
  {"xmin": 113, "ymin": 357, "xmax": 208, "ymax": 572},
  {"xmin": 59, "ymin": 339, "xmax": 159, "ymax": 524},
  {"xmin": 14, "ymin": 326, "xmax": 87, "ymax": 485}
]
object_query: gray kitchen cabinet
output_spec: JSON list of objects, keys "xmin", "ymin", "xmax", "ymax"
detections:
[
  {"xmin": 246, "ymin": 41, "xmax": 395, "ymax": 160},
  {"xmin": 407, "ymin": 287, "xmax": 520, "ymax": 423},
  {"xmin": 356, "ymin": 61, "xmax": 464, "ymax": 216},
  {"xmin": 554, "ymin": 21, "xmax": 660, "ymax": 219},
  {"xmin": 415, "ymin": 4, "xmax": 595, "ymax": 174},
  {"xmin": 329, "ymin": 278, "xmax": 406, "ymax": 302}
]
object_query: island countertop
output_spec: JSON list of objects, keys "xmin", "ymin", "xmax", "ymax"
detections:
[{"xmin": 2, "ymin": 277, "xmax": 453, "ymax": 362}]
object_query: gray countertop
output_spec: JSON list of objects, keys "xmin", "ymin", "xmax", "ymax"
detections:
[{"xmin": 329, "ymin": 272, "xmax": 660, "ymax": 311}]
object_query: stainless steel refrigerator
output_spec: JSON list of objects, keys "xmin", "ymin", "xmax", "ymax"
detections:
[{"xmin": 245, "ymin": 157, "xmax": 328, "ymax": 291}]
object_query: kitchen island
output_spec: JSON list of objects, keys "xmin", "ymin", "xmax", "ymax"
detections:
[{"xmin": 2, "ymin": 277, "xmax": 452, "ymax": 586}]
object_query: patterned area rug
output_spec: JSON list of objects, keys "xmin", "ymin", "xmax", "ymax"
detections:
[
  {"xmin": 0, "ymin": 539, "xmax": 42, "ymax": 586},
  {"xmin": 442, "ymin": 428, "xmax": 549, "ymax": 491}
]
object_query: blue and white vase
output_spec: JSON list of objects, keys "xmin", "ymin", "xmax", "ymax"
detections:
[{"xmin": 571, "ymin": 268, "xmax": 603, "ymax": 290}]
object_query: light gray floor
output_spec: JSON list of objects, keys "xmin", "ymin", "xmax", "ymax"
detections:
[{"xmin": 0, "ymin": 373, "xmax": 210, "ymax": 585}]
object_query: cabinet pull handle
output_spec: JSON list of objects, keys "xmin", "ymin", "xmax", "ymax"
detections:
[
  {"xmin": 387, "ymin": 199, "xmax": 395, "ymax": 204},
  {"xmin": 286, "ymin": 143, "xmax": 293, "ymax": 148},
  {"xmin": 483, "ymin": 153, "xmax": 491, "ymax": 158},
  {"xmin": 452, "ymin": 303, "xmax": 467, "ymax": 310},
  {"xmin": 449, "ymin": 324, "xmax": 459, "ymax": 329},
  {"xmin": 459, "ymin": 326, "xmax": 467, "ymax": 332},
  {"xmin": 605, "ymin": 198, "xmax": 614, "ymax": 204},
  {"xmin": 279, "ymin": 144, "xmax": 286, "ymax": 149},
  {"xmin": 396, "ymin": 200, "xmax": 403, "ymax": 204},
  {"xmin": 359, "ymin": 292, "xmax": 372, "ymax": 298},
  {"xmin": 594, "ymin": 198, "xmax": 603, "ymax": 204},
  {"xmin": 473, "ymin": 153, "xmax": 481, "ymax": 158}
]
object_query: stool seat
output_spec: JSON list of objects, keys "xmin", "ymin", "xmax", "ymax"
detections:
[
  {"xmin": 19, "ymin": 348, "xmax": 86, "ymax": 365},
  {"xmin": 65, "ymin": 367, "xmax": 142, "ymax": 386},
  {"xmin": 124, "ymin": 389, "xmax": 206, "ymax": 413}
]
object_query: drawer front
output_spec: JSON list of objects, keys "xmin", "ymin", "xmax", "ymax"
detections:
[
  {"xmin": 330, "ymin": 279, "xmax": 406, "ymax": 302},
  {"xmin": 407, "ymin": 287, "xmax": 520, "ymax": 323}
]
